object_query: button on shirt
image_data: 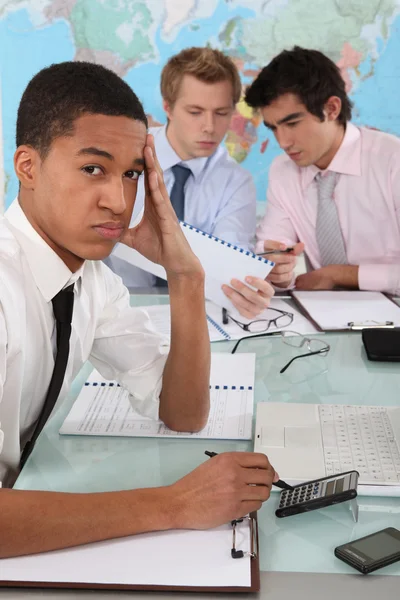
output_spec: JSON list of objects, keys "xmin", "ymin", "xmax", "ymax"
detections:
[
  {"xmin": 0, "ymin": 200, "xmax": 169, "ymax": 487},
  {"xmin": 255, "ymin": 123, "xmax": 400, "ymax": 295},
  {"xmin": 107, "ymin": 125, "xmax": 257, "ymax": 287}
]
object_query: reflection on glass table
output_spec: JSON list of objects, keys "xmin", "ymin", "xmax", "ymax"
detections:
[{"xmin": 280, "ymin": 331, "xmax": 330, "ymax": 373}]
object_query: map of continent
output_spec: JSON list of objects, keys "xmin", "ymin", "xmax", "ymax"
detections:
[{"xmin": 0, "ymin": 0, "xmax": 400, "ymax": 209}]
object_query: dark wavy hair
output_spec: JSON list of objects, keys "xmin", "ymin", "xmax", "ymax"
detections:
[{"xmin": 245, "ymin": 46, "xmax": 352, "ymax": 125}]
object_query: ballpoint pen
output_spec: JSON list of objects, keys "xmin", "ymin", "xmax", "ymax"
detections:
[
  {"xmin": 204, "ymin": 451, "xmax": 294, "ymax": 491},
  {"xmin": 256, "ymin": 247, "xmax": 294, "ymax": 256}
]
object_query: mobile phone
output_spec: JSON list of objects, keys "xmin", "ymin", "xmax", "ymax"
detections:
[
  {"xmin": 275, "ymin": 470, "xmax": 358, "ymax": 518},
  {"xmin": 335, "ymin": 527, "xmax": 400, "ymax": 574},
  {"xmin": 362, "ymin": 328, "xmax": 400, "ymax": 362}
]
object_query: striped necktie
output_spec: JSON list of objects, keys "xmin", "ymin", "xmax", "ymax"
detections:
[{"xmin": 315, "ymin": 172, "xmax": 348, "ymax": 266}]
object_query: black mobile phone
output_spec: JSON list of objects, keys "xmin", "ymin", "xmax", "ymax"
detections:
[
  {"xmin": 362, "ymin": 328, "xmax": 400, "ymax": 362},
  {"xmin": 335, "ymin": 527, "xmax": 400, "ymax": 574},
  {"xmin": 275, "ymin": 470, "xmax": 359, "ymax": 518}
]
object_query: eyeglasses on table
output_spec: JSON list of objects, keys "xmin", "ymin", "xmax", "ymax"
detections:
[
  {"xmin": 222, "ymin": 307, "xmax": 294, "ymax": 333},
  {"xmin": 230, "ymin": 328, "xmax": 330, "ymax": 373}
]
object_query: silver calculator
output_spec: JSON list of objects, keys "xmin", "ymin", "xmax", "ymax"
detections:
[{"xmin": 276, "ymin": 470, "xmax": 359, "ymax": 518}]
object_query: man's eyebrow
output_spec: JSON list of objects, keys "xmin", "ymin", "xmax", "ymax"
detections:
[
  {"xmin": 77, "ymin": 147, "xmax": 114, "ymax": 160},
  {"xmin": 185, "ymin": 104, "xmax": 232, "ymax": 111},
  {"xmin": 77, "ymin": 147, "xmax": 145, "ymax": 167},
  {"xmin": 264, "ymin": 112, "xmax": 305, "ymax": 128}
]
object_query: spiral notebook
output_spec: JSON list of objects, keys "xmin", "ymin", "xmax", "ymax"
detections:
[
  {"xmin": 143, "ymin": 298, "xmax": 318, "ymax": 343},
  {"xmin": 60, "ymin": 353, "xmax": 256, "ymax": 440},
  {"xmin": 112, "ymin": 221, "xmax": 274, "ymax": 317}
]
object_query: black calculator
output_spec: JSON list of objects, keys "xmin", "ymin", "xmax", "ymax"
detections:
[{"xmin": 276, "ymin": 470, "xmax": 359, "ymax": 518}]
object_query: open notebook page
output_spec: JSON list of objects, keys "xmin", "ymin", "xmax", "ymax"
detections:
[
  {"xmin": 206, "ymin": 298, "xmax": 318, "ymax": 340},
  {"xmin": 0, "ymin": 519, "xmax": 252, "ymax": 589},
  {"xmin": 143, "ymin": 298, "xmax": 318, "ymax": 343},
  {"xmin": 143, "ymin": 302, "xmax": 229, "ymax": 342},
  {"xmin": 292, "ymin": 291, "xmax": 400, "ymax": 330},
  {"xmin": 60, "ymin": 353, "xmax": 255, "ymax": 440}
]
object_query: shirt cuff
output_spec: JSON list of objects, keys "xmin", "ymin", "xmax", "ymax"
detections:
[
  {"xmin": 276, "ymin": 273, "xmax": 296, "ymax": 291},
  {"xmin": 127, "ymin": 364, "xmax": 166, "ymax": 421},
  {"xmin": 358, "ymin": 264, "xmax": 400, "ymax": 296},
  {"xmin": 254, "ymin": 239, "xmax": 264, "ymax": 254},
  {"xmin": 119, "ymin": 349, "xmax": 169, "ymax": 422}
]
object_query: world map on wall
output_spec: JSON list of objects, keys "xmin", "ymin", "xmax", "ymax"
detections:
[{"xmin": 1, "ymin": 0, "xmax": 400, "ymax": 209}]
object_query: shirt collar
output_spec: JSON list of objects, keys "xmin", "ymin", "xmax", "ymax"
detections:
[
  {"xmin": 301, "ymin": 122, "xmax": 362, "ymax": 189},
  {"xmin": 5, "ymin": 199, "xmax": 84, "ymax": 302},
  {"xmin": 158, "ymin": 124, "xmax": 209, "ymax": 180}
]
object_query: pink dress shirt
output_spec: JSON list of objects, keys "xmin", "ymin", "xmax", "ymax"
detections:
[{"xmin": 256, "ymin": 123, "xmax": 400, "ymax": 295}]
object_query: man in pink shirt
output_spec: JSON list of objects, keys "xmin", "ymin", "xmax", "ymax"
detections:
[{"xmin": 245, "ymin": 46, "xmax": 400, "ymax": 295}]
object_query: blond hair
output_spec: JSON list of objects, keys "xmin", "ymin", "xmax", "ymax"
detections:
[{"xmin": 161, "ymin": 47, "xmax": 242, "ymax": 107}]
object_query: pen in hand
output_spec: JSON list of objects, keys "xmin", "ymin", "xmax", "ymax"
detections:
[
  {"xmin": 256, "ymin": 247, "xmax": 294, "ymax": 256},
  {"xmin": 204, "ymin": 451, "xmax": 293, "ymax": 491}
]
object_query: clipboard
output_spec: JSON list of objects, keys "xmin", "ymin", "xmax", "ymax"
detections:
[
  {"xmin": 290, "ymin": 291, "xmax": 400, "ymax": 332},
  {"xmin": 0, "ymin": 514, "xmax": 260, "ymax": 593}
]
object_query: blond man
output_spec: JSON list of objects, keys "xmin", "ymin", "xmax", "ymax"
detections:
[{"xmin": 107, "ymin": 47, "xmax": 274, "ymax": 319}]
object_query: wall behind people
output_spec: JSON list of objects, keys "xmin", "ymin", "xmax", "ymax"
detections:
[{"xmin": 0, "ymin": 0, "xmax": 400, "ymax": 212}]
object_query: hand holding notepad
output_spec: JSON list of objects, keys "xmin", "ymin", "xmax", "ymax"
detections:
[{"xmin": 113, "ymin": 222, "xmax": 274, "ymax": 317}]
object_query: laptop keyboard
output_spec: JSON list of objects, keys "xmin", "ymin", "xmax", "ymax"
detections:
[{"xmin": 319, "ymin": 405, "xmax": 400, "ymax": 484}]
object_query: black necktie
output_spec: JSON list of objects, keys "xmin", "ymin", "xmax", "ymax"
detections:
[
  {"xmin": 155, "ymin": 164, "xmax": 191, "ymax": 288},
  {"xmin": 20, "ymin": 284, "xmax": 75, "ymax": 468}
]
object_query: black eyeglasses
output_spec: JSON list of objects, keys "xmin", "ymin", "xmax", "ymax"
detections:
[
  {"xmin": 222, "ymin": 307, "xmax": 294, "ymax": 333},
  {"xmin": 231, "ymin": 329, "xmax": 330, "ymax": 374}
]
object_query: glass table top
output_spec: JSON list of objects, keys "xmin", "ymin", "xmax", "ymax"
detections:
[{"xmin": 15, "ymin": 294, "xmax": 400, "ymax": 576}]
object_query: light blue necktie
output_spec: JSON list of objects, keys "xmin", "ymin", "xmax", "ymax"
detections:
[{"xmin": 315, "ymin": 172, "xmax": 348, "ymax": 266}]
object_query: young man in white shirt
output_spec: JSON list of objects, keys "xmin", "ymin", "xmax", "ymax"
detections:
[
  {"xmin": 107, "ymin": 47, "xmax": 274, "ymax": 319},
  {"xmin": 0, "ymin": 61, "xmax": 277, "ymax": 558}
]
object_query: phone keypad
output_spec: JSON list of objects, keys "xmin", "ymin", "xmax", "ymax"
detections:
[{"xmin": 278, "ymin": 482, "xmax": 321, "ymax": 508}]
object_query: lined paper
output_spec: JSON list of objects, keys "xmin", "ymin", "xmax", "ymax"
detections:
[
  {"xmin": 60, "ymin": 354, "xmax": 255, "ymax": 440},
  {"xmin": 144, "ymin": 298, "xmax": 318, "ymax": 343}
]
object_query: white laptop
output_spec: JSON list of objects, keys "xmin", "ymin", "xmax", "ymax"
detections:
[{"xmin": 254, "ymin": 403, "xmax": 400, "ymax": 489}]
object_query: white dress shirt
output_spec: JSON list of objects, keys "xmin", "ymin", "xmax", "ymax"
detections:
[
  {"xmin": 106, "ymin": 125, "xmax": 257, "ymax": 287},
  {"xmin": 0, "ymin": 200, "xmax": 169, "ymax": 487}
]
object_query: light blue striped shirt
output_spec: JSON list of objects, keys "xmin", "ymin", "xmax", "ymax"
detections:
[{"xmin": 106, "ymin": 125, "xmax": 256, "ymax": 287}]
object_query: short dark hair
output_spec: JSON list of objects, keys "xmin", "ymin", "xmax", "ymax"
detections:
[
  {"xmin": 16, "ymin": 61, "xmax": 148, "ymax": 157},
  {"xmin": 245, "ymin": 46, "xmax": 352, "ymax": 126}
]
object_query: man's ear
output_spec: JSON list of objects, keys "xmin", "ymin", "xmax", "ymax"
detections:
[
  {"xmin": 163, "ymin": 99, "xmax": 173, "ymax": 121},
  {"xmin": 14, "ymin": 145, "xmax": 41, "ymax": 190},
  {"xmin": 323, "ymin": 96, "xmax": 342, "ymax": 122}
]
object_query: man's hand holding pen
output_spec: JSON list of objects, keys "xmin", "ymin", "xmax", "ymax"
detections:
[
  {"xmin": 261, "ymin": 240, "xmax": 305, "ymax": 288},
  {"xmin": 168, "ymin": 452, "xmax": 279, "ymax": 530}
]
